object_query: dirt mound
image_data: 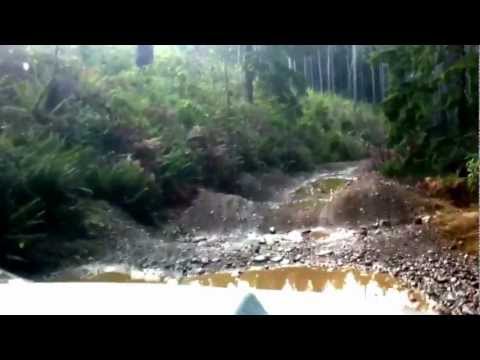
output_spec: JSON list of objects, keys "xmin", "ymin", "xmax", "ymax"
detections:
[
  {"xmin": 432, "ymin": 209, "xmax": 479, "ymax": 255},
  {"xmin": 319, "ymin": 174, "xmax": 424, "ymax": 227},
  {"xmin": 176, "ymin": 189, "xmax": 260, "ymax": 234}
]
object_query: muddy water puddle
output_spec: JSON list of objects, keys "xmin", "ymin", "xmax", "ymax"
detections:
[
  {"xmin": 180, "ymin": 267, "xmax": 433, "ymax": 314},
  {"xmin": 50, "ymin": 265, "xmax": 435, "ymax": 314}
]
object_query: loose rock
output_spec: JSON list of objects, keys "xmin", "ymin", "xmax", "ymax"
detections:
[
  {"xmin": 316, "ymin": 250, "xmax": 334, "ymax": 257},
  {"xmin": 254, "ymin": 255, "xmax": 268, "ymax": 263},
  {"xmin": 192, "ymin": 236, "xmax": 207, "ymax": 243},
  {"xmin": 194, "ymin": 268, "xmax": 205, "ymax": 275}
]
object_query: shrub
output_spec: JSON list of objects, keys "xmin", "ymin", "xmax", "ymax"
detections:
[
  {"xmin": 280, "ymin": 143, "xmax": 314, "ymax": 172},
  {"xmin": 299, "ymin": 91, "xmax": 387, "ymax": 164},
  {"xmin": 0, "ymin": 134, "xmax": 91, "ymax": 261},
  {"xmin": 86, "ymin": 159, "xmax": 161, "ymax": 224},
  {"xmin": 381, "ymin": 159, "xmax": 404, "ymax": 177}
]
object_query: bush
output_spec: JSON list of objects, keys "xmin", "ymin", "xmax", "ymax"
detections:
[
  {"xmin": 381, "ymin": 159, "xmax": 404, "ymax": 177},
  {"xmin": 280, "ymin": 143, "xmax": 314, "ymax": 172},
  {"xmin": 299, "ymin": 91, "xmax": 387, "ymax": 164},
  {"xmin": 0, "ymin": 134, "xmax": 91, "ymax": 260},
  {"xmin": 86, "ymin": 158, "xmax": 161, "ymax": 224}
]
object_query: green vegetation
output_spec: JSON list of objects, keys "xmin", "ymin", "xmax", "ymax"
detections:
[
  {"xmin": 373, "ymin": 45, "xmax": 478, "ymax": 177},
  {"xmin": 0, "ymin": 134, "xmax": 90, "ymax": 257},
  {"xmin": 2, "ymin": 44, "xmax": 477, "ymax": 271}
]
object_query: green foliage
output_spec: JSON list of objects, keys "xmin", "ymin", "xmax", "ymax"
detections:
[
  {"xmin": 254, "ymin": 46, "xmax": 307, "ymax": 110},
  {"xmin": 86, "ymin": 159, "xmax": 161, "ymax": 224},
  {"xmin": 373, "ymin": 45, "xmax": 478, "ymax": 175},
  {"xmin": 299, "ymin": 91, "xmax": 387, "ymax": 163},
  {"xmin": 380, "ymin": 159, "xmax": 404, "ymax": 177},
  {"xmin": 0, "ymin": 134, "xmax": 91, "ymax": 260}
]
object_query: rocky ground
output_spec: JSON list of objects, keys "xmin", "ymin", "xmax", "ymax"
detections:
[
  {"xmin": 330, "ymin": 223, "xmax": 479, "ymax": 316},
  {"xmin": 121, "ymin": 221, "xmax": 478, "ymax": 315},
  {"xmin": 37, "ymin": 161, "xmax": 480, "ymax": 315}
]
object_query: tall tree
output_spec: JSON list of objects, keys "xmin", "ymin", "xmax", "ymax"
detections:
[
  {"xmin": 317, "ymin": 48, "xmax": 324, "ymax": 93},
  {"xmin": 309, "ymin": 56, "xmax": 315, "ymax": 90},
  {"xmin": 331, "ymin": 46, "xmax": 336, "ymax": 93},
  {"xmin": 352, "ymin": 45, "xmax": 358, "ymax": 102},
  {"xmin": 304, "ymin": 55, "xmax": 308, "ymax": 85},
  {"xmin": 370, "ymin": 63, "xmax": 377, "ymax": 103},
  {"xmin": 346, "ymin": 46, "xmax": 352, "ymax": 98},
  {"xmin": 244, "ymin": 45, "xmax": 254, "ymax": 103},
  {"xmin": 327, "ymin": 45, "xmax": 332, "ymax": 92},
  {"xmin": 237, "ymin": 45, "xmax": 242, "ymax": 65}
]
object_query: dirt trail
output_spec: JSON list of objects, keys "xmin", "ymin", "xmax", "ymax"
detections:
[{"xmin": 44, "ymin": 160, "xmax": 479, "ymax": 315}]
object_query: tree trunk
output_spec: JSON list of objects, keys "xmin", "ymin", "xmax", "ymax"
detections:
[
  {"xmin": 359, "ymin": 61, "xmax": 365, "ymax": 102},
  {"xmin": 244, "ymin": 45, "xmax": 254, "ymax": 104},
  {"xmin": 370, "ymin": 64, "xmax": 376, "ymax": 104},
  {"xmin": 224, "ymin": 60, "xmax": 231, "ymax": 109},
  {"xmin": 352, "ymin": 45, "xmax": 358, "ymax": 102},
  {"xmin": 317, "ymin": 48, "xmax": 324, "ymax": 93},
  {"xmin": 346, "ymin": 46, "xmax": 352, "ymax": 98},
  {"xmin": 331, "ymin": 46, "xmax": 336, "ymax": 93},
  {"xmin": 136, "ymin": 45, "xmax": 154, "ymax": 68},
  {"xmin": 327, "ymin": 45, "xmax": 331, "ymax": 92},
  {"xmin": 304, "ymin": 55, "xmax": 308, "ymax": 84},
  {"xmin": 309, "ymin": 56, "xmax": 315, "ymax": 90},
  {"xmin": 379, "ymin": 63, "xmax": 386, "ymax": 101},
  {"xmin": 237, "ymin": 45, "xmax": 241, "ymax": 65}
]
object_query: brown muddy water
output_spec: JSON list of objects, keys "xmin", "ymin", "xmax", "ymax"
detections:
[{"xmin": 50, "ymin": 265, "xmax": 435, "ymax": 314}]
